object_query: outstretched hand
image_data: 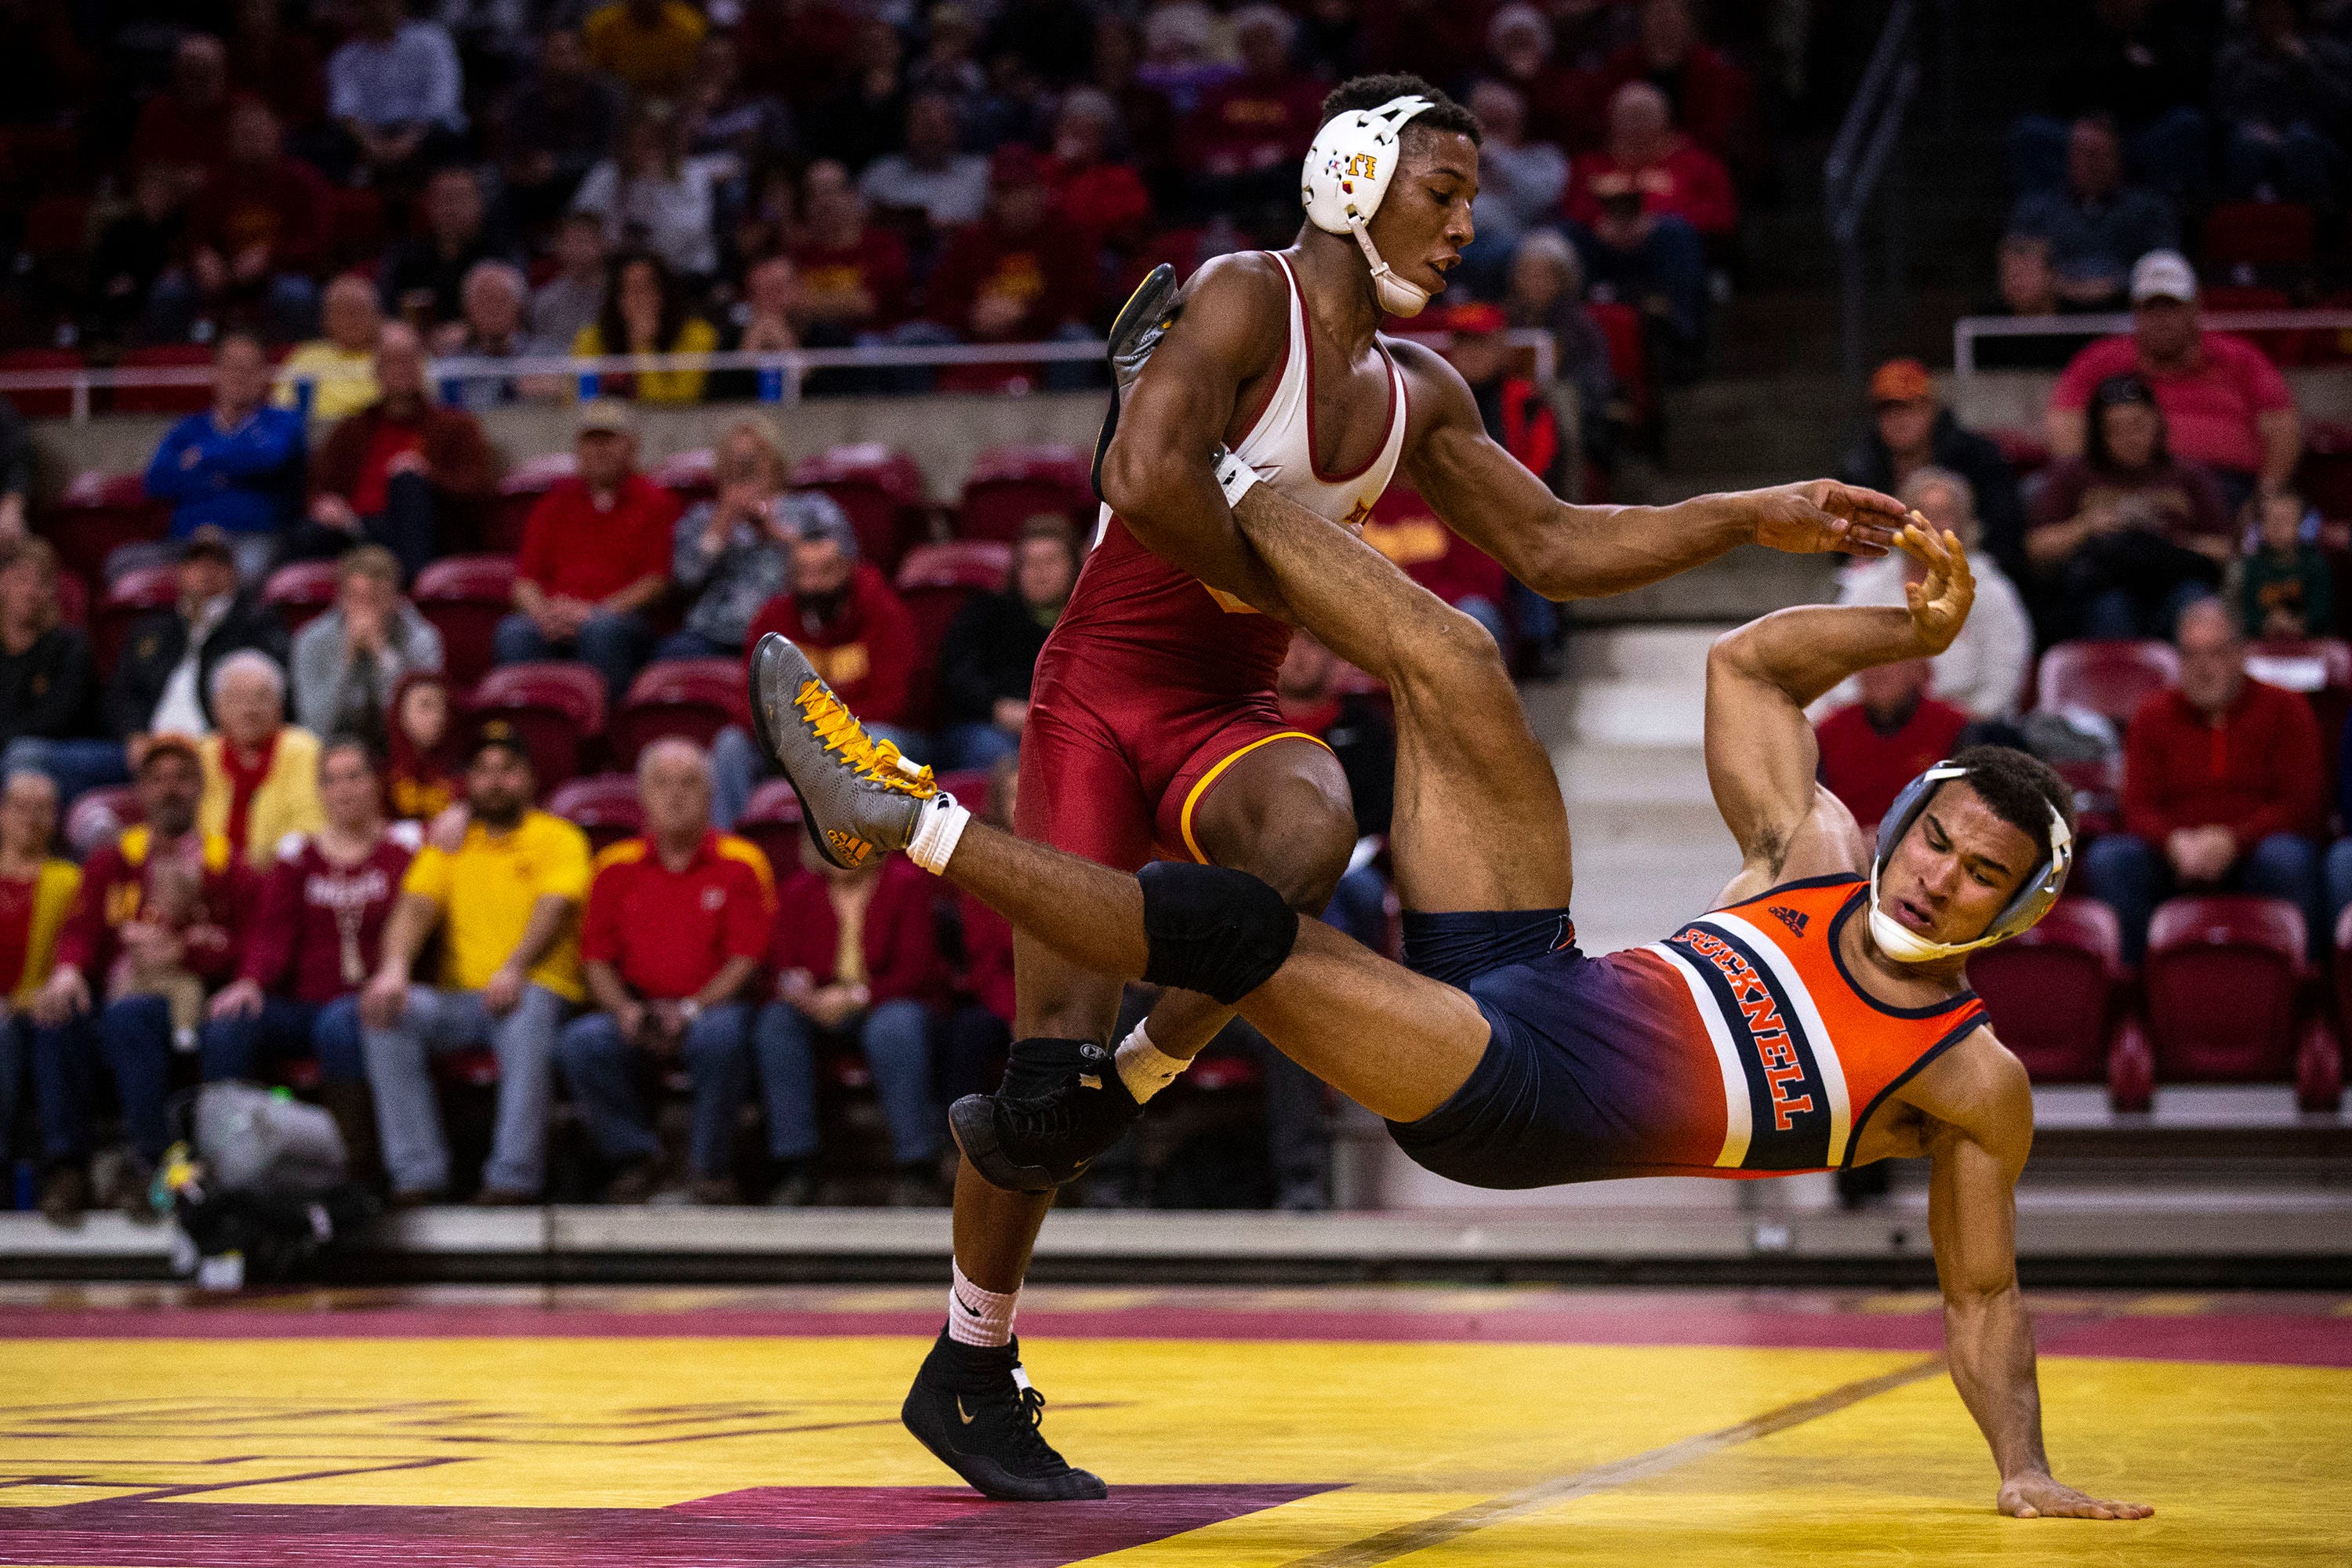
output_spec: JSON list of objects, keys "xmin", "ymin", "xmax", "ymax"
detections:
[
  {"xmin": 1998, "ymin": 1472, "xmax": 2154, "ymax": 1520},
  {"xmin": 1899, "ymin": 517, "xmax": 1975, "ymax": 655},
  {"xmin": 1746, "ymin": 481, "xmax": 1908, "ymax": 558}
]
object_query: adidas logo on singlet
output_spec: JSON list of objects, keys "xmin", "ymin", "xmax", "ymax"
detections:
[{"xmin": 1766, "ymin": 905, "xmax": 1809, "ymax": 938}]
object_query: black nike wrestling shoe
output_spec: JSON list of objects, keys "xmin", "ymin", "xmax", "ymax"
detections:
[
  {"xmin": 902, "ymin": 1327, "xmax": 1109, "ymax": 1501},
  {"xmin": 949, "ymin": 1036, "xmax": 1142, "ymax": 1193},
  {"xmin": 1091, "ymin": 262, "xmax": 1181, "ymax": 502}
]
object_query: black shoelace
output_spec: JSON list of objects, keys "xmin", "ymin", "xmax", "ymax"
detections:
[{"xmin": 967, "ymin": 1378, "xmax": 1065, "ymax": 1470}]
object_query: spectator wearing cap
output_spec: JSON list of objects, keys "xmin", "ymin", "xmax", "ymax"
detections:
[
  {"xmin": 0, "ymin": 542, "xmax": 100, "ymax": 800},
  {"xmin": 359, "ymin": 728, "xmax": 590, "ymax": 1204},
  {"xmin": 663, "ymin": 416, "xmax": 837, "ymax": 662},
  {"xmin": 434, "ymin": 261, "xmax": 563, "ymax": 411},
  {"xmin": 710, "ymin": 507, "xmax": 920, "ymax": 828},
  {"xmin": 142, "ymin": 333, "xmax": 308, "ymax": 582},
  {"xmin": 103, "ymin": 529, "xmax": 291, "ymax": 796},
  {"xmin": 2005, "ymin": 116, "xmax": 2180, "ymax": 312},
  {"xmin": 1463, "ymin": 82, "xmax": 1569, "ymax": 291},
  {"xmin": 572, "ymin": 250, "xmax": 722, "ymax": 405},
  {"xmin": 754, "ymin": 839, "xmax": 948, "ymax": 1207},
  {"xmin": 498, "ymin": 401, "xmax": 678, "ymax": 701},
  {"xmin": 2213, "ymin": 0, "xmax": 2352, "ymax": 206},
  {"xmin": 1836, "ymin": 358, "xmax": 2030, "ymax": 585},
  {"xmin": 494, "ymin": 27, "xmax": 626, "ymax": 231},
  {"xmin": 291, "ymin": 547, "xmax": 444, "ymax": 747},
  {"xmin": 582, "ymin": 0, "xmax": 706, "ymax": 99},
  {"xmin": 1813, "ymin": 659, "xmax": 1972, "ymax": 833},
  {"xmin": 326, "ymin": 0, "xmax": 466, "ymax": 187},
  {"xmin": 560, "ymin": 739, "xmax": 771, "ymax": 1203},
  {"xmin": 197, "ymin": 649, "xmax": 324, "ymax": 872},
  {"xmin": 154, "ymin": 98, "xmax": 330, "ymax": 346},
  {"xmin": 572, "ymin": 102, "xmax": 725, "ymax": 283},
  {"xmin": 2047, "ymin": 250, "xmax": 2301, "ymax": 514},
  {"xmin": 1562, "ymin": 81, "xmax": 1730, "ymax": 356},
  {"xmin": 296, "ymin": 323, "xmax": 498, "ymax": 582},
  {"xmin": 2029, "ymin": 372, "xmax": 2234, "ymax": 640},
  {"xmin": 919, "ymin": 145, "xmax": 1098, "ymax": 363},
  {"xmin": 1178, "ymin": 6, "xmax": 1323, "ymax": 211},
  {"xmin": 0, "ymin": 772, "xmax": 77, "ymax": 1195},
  {"xmin": 202, "ymin": 738, "xmax": 416, "ymax": 1178},
  {"xmin": 858, "ymin": 93, "xmax": 990, "ymax": 232},
  {"xmin": 31, "ymin": 736, "xmax": 252, "ymax": 1223},
  {"xmin": 275, "ymin": 275, "xmax": 385, "ymax": 422},
  {"xmin": 789, "ymin": 161, "xmax": 913, "ymax": 347},
  {"xmin": 2084, "ymin": 597, "xmax": 2324, "ymax": 963},
  {"xmin": 1819, "ymin": 467, "xmax": 2032, "ymax": 723},
  {"xmin": 935, "ymin": 516, "xmax": 1080, "ymax": 771}
]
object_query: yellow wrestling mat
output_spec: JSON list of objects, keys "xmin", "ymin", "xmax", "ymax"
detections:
[{"xmin": 0, "ymin": 1284, "xmax": 2347, "ymax": 1565}]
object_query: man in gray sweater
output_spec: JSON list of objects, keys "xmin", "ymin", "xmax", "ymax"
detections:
[{"xmin": 291, "ymin": 546, "xmax": 445, "ymax": 746}]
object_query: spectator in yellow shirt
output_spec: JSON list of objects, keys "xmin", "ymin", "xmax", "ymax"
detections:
[
  {"xmin": 274, "ymin": 274, "xmax": 384, "ymax": 420},
  {"xmin": 572, "ymin": 251, "xmax": 720, "ymax": 404},
  {"xmin": 0, "ymin": 770, "xmax": 79, "ymax": 1183},
  {"xmin": 583, "ymin": 0, "xmax": 706, "ymax": 98},
  {"xmin": 358, "ymin": 725, "xmax": 590, "ymax": 1203}
]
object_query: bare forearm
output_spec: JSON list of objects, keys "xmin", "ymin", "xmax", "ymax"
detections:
[
  {"xmin": 1713, "ymin": 602, "xmax": 1927, "ymax": 708},
  {"xmin": 1107, "ymin": 454, "xmax": 1294, "ymax": 620},
  {"xmin": 601, "ymin": 575, "xmax": 667, "ymax": 617},
  {"xmin": 692, "ymin": 954, "xmax": 759, "ymax": 1009},
  {"xmin": 2259, "ymin": 411, "xmax": 2301, "ymax": 489},
  {"xmin": 376, "ymin": 893, "xmax": 439, "ymax": 975},
  {"xmin": 1523, "ymin": 493, "xmax": 1755, "ymax": 601},
  {"xmin": 1944, "ymin": 1286, "xmax": 2052, "ymax": 1481},
  {"xmin": 583, "ymin": 960, "xmax": 635, "ymax": 1016}
]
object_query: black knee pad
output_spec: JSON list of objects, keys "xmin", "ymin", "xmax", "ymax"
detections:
[{"xmin": 1138, "ymin": 862, "xmax": 1299, "ymax": 1006}]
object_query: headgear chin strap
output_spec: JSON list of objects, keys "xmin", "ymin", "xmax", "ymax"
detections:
[
  {"xmin": 1867, "ymin": 761, "xmax": 2074, "ymax": 964},
  {"xmin": 1301, "ymin": 94, "xmax": 1437, "ymax": 317}
]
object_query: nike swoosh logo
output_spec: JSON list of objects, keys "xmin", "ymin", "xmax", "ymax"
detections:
[
  {"xmin": 954, "ymin": 1295, "xmax": 982, "ymax": 1317},
  {"xmin": 956, "ymin": 1396, "xmax": 977, "ymax": 1425}
]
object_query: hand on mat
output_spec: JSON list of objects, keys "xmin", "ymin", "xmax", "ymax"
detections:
[
  {"xmin": 1897, "ymin": 519, "xmax": 1975, "ymax": 655},
  {"xmin": 1746, "ymin": 481, "xmax": 1907, "ymax": 558},
  {"xmin": 1998, "ymin": 1471, "xmax": 2154, "ymax": 1520}
]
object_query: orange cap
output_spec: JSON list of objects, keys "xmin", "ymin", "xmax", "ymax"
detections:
[{"xmin": 1868, "ymin": 358, "xmax": 1933, "ymax": 405}]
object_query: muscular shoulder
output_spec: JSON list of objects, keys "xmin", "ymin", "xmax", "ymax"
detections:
[
  {"xmin": 1381, "ymin": 335, "xmax": 1480, "ymax": 451},
  {"xmin": 1174, "ymin": 252, "xmax": 1290, "ymax": 367},
  {"xmin": 1899, "ymin": 1027, "xmax": 2034, "ymax": 1158}
]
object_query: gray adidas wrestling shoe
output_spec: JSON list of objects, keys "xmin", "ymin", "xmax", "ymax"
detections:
[
  {"xmin": 1092, "ymin": 263, "xmax": 1182, "ymax": 501},
  {"xmin": 748, "ymin": 631, "xmax": 942, "ymax": 870}
]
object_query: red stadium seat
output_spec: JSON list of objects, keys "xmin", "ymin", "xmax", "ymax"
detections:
[
  {"xmin": 648, "ymin": 447, "xmax": 717, "ymax": 505},
  {"xmin": 470, "ymin": 661, "xmax": 606, "ymax": 788},
  {"xmin": 490, "ymin": 452, "xmax": 576, "ymax": 555},
  {"xmin": 2142, "ymin": 895, "xmax": 2327, "ymax": 1101},
  {"xmin": 40, "ymin": 471, "xmax": 167, "ymax": 585},
  {"xmin": 735, "ymin": 778, "xmax": 807, "ymax": 877},
  {"xmin": 1966, "ymin": 898, "xmax": 2135, "ymax": 1097},
  {"xmin": 93, "ymin": 564, "xmax": 179, "ymax": 677},
  {"xmin": 112, "ymin": 345, "xmax": 216, "ymax": 416},
  {"xmin": 53, "ymin": 568, "xmax": 87, "ymax": 628},
  {"xmin": 2297, "ymin": 419, "xmax": 2352, "ymax": 522},
  {"xmin": 0, "ymin": 347, "xmax": 85, "ymax": 419},
  {"xmin": 65, "ymin": 784, "xmax": 140, "ymax": 857},
  {"xmin": 2034, "ymin": 639, "xmax": 2180, "ymax": 733},
  {"xmin": 262, "ymin": 559, "xmax": 343, "ymax": 634},
  {"xmin": 789, "ymin": 444, "xmax": 926, "ymax": 572},
  {"xmin": 609, "ymin": 658, "xmax": 749, "ymax": 768},
  {"xmin": 548, "ymin": 772, "xmax": 645, "ymax": 852},
  {"xmin": 957, "ymin": 443, "xmax": 1095, "ymax": 543},
  {"xmin": 2247, "ymin": 636, "xmax": 2352, "ymax": 802},
  {"xmin": 895, "ymin": 539, "xmax": 1011, "ymax": 732},
  {"xmin": 1588, "ymin": 299, "xmax": 1654, "ymax": 433},
  {"xmin": 413, "ymin": 554, "xmax": 517, "ymax": 687},
  {"xmin": 2202, "ymin": 201, "xmax": 2315, "ymax": 270}
]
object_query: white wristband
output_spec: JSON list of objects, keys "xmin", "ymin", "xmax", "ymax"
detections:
[{"xmin": 1214, "ymin": 446, "xmax": 1261, "ymax": 509}]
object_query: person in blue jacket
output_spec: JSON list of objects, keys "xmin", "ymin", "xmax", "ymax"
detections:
[{"xmin": 140, "ymin": 333, "xmax": 308, "ymax": 582}]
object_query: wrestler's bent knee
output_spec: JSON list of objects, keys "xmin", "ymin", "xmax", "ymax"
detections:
[{"xmin": 1138, "ymin": 862, "xmax": 1300, "ymax": 1005}]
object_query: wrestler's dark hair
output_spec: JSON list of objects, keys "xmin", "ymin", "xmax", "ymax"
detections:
[
  {"xmin": 1320, "ymin": 74, "xmax": 1483, "ymax": 149},
  {"xmin": 1942, "ymin": 744, "xmax": 2074, "ymax": 864}
]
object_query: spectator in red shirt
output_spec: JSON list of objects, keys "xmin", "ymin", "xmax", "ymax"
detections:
[
  {"xmin": 201, "ymin": 736, "xmax": 416, "ymax": 1176},
  {"xmin": 153, "ymin": 99, "xmax": 329, "ymax": 346},
  {"xmin": 2083, "ymin": 597, "xmax": 2324, "ymax": 961},
  {"xmin": 29, "ymin": 739, "xmax": 252, "ymax": 1218},
  {"xmin": 922, "ymin": 145, "xmax": 1098, "ymax": 350},
  {"xmin": 712, "ymin": 501, "xmax": 920, "ymax": 827},
  {"xmin": 496, "ymin": 400, "xmax": 678, "ymax": 700},
  {"xmin": 789, "ymin": 159, "xmax": 913, "ymax": 343},
  {"xmin": 1045, "ymin": 89, "xmax": 1152, "ymax": 254},
  {"xmin": 296, "ymin": 322, "xmax": 498, "ymax": 582},
  {"xmin": 1563, "ymin": 81, "xmax": 1728, "ymax": 354},
  {"xmin": 386, "ymin": 672, "xmax": 463, "ymax": 823},
  {"xmin": 1582, "ymin": 0, "xmax": 1762, "ymax": 180},
  {"xmin": 130, "ymin": 34, "xmax": 236, "ymax": 189},
  {"xmin": 2046, "ymin": 251, "xmax": 2302, "ymax": 513},
  {"xmin": 1179, "ymin": 6, "xmax": 1325, "ymax": 213},
  {"xmin": 1813, "ymin": 659, "xmax": 1972, "ymax": 832},
  {"xmin": 561, "ymin": 739, "xmax": 772, "ymax": 1203},
  {"xmin": 754, "ymin": 842, "xmax": 947, "ymax": 1206}
]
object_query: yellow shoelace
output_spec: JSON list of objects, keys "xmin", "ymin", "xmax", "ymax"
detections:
[{"xmin": 797, "ymin": 681, "xmax": 937, "ymax": 795}]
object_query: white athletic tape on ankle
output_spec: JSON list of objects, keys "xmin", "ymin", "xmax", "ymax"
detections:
[
  {"xmin": 908, "ymin": 793, "xmax": 971, "ymax": 874},
  {"xmin": 948, "ymin": 1259, "xmax": 1018, "ymax": 1348},
  {"xmin": 1214, "ymin": 447, "xmax": 1261, "ymax": 509},
  {"xmin": 1114, "ymin": 1021, "xmax": 1191, "ymax": 1105}
]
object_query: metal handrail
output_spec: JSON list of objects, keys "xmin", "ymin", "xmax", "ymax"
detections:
[
  {"xmin": 0, "ymin": 331, "xmax": 1561, "ymax": 423},
  {"xmin": 1953, "ymin": 308, "xmax": 2352, "ymax": 374},
  {"xmin": 1824, "ymin": 0, "xmax": 1920, "ymax": 391}
]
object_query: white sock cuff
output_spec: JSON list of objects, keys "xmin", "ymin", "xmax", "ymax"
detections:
[
  {"xmin": 907, "ymin": 793, "xmax": 972, "ymax": 875},
  {"xmin": 1113, "ymin": 1020, "xmax": 1192, "ymax": 1105},
  {"xmin": 947, "ymin": 1259, "xmax": 1019, "ymax": 1348}
]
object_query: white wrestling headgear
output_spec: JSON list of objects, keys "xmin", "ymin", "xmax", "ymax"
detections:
[
  {"xmin": 1867, "ymin": 761, "xmax": 2074, "ymax": 964},
  {"xmin": 1302, "ymin": 93, "xmax": 1438, "ymax": 317}
]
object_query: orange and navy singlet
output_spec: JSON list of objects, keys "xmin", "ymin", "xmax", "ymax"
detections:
[
  {"xmin": 1388, "ymin": 877, "xmax": 1989, "ymax": 1189},
  {"xmin": 1016, "ymin": 252, "xmax": 1409, "ymax": 873}
]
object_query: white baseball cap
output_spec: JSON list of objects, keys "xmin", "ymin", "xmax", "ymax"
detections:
[{"xmin": 2129, "ymin": 250, "xmax": 2198, "ymax": 305}]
